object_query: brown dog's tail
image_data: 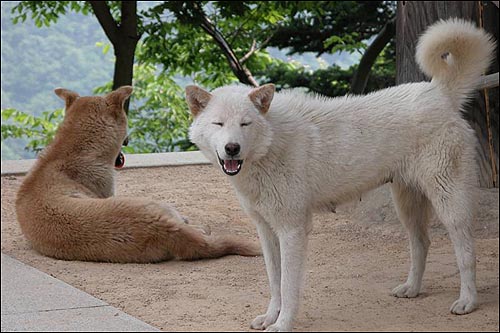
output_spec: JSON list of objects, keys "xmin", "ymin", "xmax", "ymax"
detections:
[
  {"xmin": 17, "ymin": 192, "xmax": 261, "ymax": 263},
  {"xmin": 170, "ymin": 224, "xmax": 262, "ymax": 260}
]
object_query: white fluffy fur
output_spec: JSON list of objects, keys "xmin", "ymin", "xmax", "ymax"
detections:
[
  {"xmin": 187, "ymin": 18, "xmax": 495, "ymax": 331},
  {"xmin": 416, "ymin": 18, "xmax": 496, "ymax": 106}
]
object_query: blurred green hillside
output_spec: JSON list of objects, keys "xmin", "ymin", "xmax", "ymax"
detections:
[{"xmin": 1, "ymin": 1, "xmax": 113, "ymax": 159}]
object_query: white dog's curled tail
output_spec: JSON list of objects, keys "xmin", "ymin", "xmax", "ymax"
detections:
[{"xmin": 416, "ymin": 18, "xmax": 496, "ymax": 99}]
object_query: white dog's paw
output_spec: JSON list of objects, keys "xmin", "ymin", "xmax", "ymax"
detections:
[
  {"xmin": 450, "ymin": 297, "xmax": 476, "ymax": 315},
  {"xmin": 251, "ymin": 312, "xmax": 279, "ymax": 330},
  {"xmin": 391, "ymin": 283, "xmax": 420, "ymax": 298},
  {"xmin": 251, "ymin": 314, "xmax": 269, "ymax": 330},
  {"xmin": 265, "ymin": 323, "xmax": 288, "ymax": 332}
]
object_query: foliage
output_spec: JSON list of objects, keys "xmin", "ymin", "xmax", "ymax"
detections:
[
  {"xmin": 127, "ymin": 70, "xmax": 195, "ymax": 153},
  {"xmin": 261, "ymin": 43, "xmax": 395, "ymax": 97},
  {"xmin": 2, "ymin": 1, "xmax": 397, "ymax": 159},
  {"xmin": 1, "ymin": 1, "xmax": 112, "ymax": 116},
  {"xmin": 267, "ymin": 1, "xmax": 396, "ymax": 55},
  {"xmin": 1, "ymin": 108, "xmax": 64, "ymax": 154},
  {"xmin": 138, "ymin": 1, "xmax": 287, "ymax": 88},
  {"xmin": 1, "ymin": 1, "xmax": 113, "ymax": 159},
  {"xmin": 95, "ymin": 44, "xmax": 196, "ymax": 153},
  {"xmin": 1, "ymin": 41, "xmax": 196, "ymax": 155},
  {"xmin": 10, "ymin": 1, "xmax": 91, "ymax": 27}
]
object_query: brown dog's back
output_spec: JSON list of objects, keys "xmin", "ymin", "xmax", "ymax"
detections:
[{"xmin": 15, "ymin": 87, "xmax": 260, "ymax": 263}]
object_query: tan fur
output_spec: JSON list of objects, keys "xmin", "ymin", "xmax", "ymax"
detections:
[{"xmin": 15, "ymin": 87, "xmax": 261, "ymax": 263}]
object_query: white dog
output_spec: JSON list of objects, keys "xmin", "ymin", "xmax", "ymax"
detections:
[{"xmin": 186, "ymin": 19, "xmax": 495, "ymax": 331}]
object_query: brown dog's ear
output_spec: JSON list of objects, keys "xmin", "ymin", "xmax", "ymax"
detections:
[
  {"xmin": 54, "ymin": 88, "xmax": 80, "ymax": 110},
  {"xmin": 248, "ymin": 84, "xmax": 275, "ymax": 114},
  {"xmin": 185, "ymin": 85, "xmax": 212, "ymax": 117},
  {"xmin": 106, "ymin": 86, "xmax": 133, "ymax": 106}
]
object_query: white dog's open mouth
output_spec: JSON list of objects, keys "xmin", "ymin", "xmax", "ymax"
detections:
[{"xmin": 217, "ymin": 152, "xmax": 243, "ymax": 176}]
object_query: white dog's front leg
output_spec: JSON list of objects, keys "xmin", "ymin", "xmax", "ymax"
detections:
[
  {"xmin": 251, "ymin": 219, "xmax": 282, "ymax": 330},
  {"xmin": 266, "ymin": 226, "xmax": 309, "ymax": 332}
]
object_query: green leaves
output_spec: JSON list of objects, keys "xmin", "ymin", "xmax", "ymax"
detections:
[
  {"xmin": 267, "ymin": 1, "xmax": 395, "ymax": 55},
  {"xmin": 125, "ymin": 59, "xmax": 194, "ymax": 153},
  {"xmin": 324, "ymin": 33, "xmax": 367, "ymax": 54},
  {"xmin": 4, "ymin": 1, "xmax": 396, "ymax": 158},
  {"xmin": 96, "ymin": 42, "xmax": 111, "ymax": 55},
  {"xmin": 92, "ymin": 43, "xmax": 196, "ymax": 154},
  {"xmin": 1, "ymin": 108, "xmax": 64, "ymax": 153},
  {"xmin": 139, "ymin": 1, "xmax": 293, "ymax": 88},
  {"xmin": 11, "ymin": 1, "xmax": 90, "ymax": 27}
]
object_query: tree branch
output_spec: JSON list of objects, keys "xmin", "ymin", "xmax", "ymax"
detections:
[
  {"xmin": 239, "ymin": 33, "xmax": 275, "ymax": 64},
  {"xmin": 350, "ymin": 18, "xmax": 395, "ymax": 95},
  {"xmin": 193, "ymin": 3, "xmax": 259, "ymax": 87},
  {"xmin": 239, "ymin": 40, "xmax": 256, "ymax": 64},
  {"xmin": 88, "ymin": 1, "xmax": 119, "ymax": 45}
]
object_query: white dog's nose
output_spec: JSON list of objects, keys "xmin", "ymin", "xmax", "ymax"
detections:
[{"xmin": 225, "ymin": 143, "xmax": 240, "ymax": 156}]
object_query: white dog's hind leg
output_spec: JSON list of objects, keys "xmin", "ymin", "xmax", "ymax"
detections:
[
  {"xmin": 251, "ymin": 219, "xmax": 282, "ymax": 330},
  {"xmin": 390, "ymin": 183, "xmax": 431, "ymax": 298},
  {"xmin": 266, "ymin": 222, "xmax": 310, "ymax": 332},
  {"xmin": 418, "ymin": 139, "xmax": 478, "ymax": 315},
  {"xmin": 429, "ymin": 186, "xmax": 477, "ymax": 314}
]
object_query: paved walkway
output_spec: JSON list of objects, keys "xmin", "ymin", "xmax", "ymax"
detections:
[
  {"xmin": 1, "ymin": 254, "xmax": 161, "ymax": 332},
  {"xmin": 1, "ymin": 152, "xmax": 211, "ymax": 331}
]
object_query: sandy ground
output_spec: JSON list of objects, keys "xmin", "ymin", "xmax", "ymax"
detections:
[{"xmin": 1, "ymin": 164, "xmax": 499, "ymax": 331}]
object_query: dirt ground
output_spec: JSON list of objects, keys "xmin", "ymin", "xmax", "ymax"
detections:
[{"xmin": 1, "ymin": 164, "xmax": 498, "ymax": 331}]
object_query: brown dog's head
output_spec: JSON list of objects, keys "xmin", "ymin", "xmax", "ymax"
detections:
[{"xmin": 52, "ymin": 86, "xmax": 133, "ymax": 168}]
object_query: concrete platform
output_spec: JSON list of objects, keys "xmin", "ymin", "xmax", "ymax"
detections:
[
  {"xmin": 1, "ymin": 151, "xmax": 210, "ymax": 176},
  {"xmin": 1, "ymin": 253, "xmax": 161, "ymax": 332},
  {"xmin": 1, "ymin": 152, "xmax": 212, "ymax": 331}
]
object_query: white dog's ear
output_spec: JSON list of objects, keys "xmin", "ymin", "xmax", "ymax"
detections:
[
  {"xmin": 54, "ymin": 88, "xmax": 80, "ymax": 110},
  {"xmin": 248, "ymin": 84, "xmax": 275, "ymax": 114},
  {"xmin": 186, "ymin": 85, "xmax": 212, "ymax": 117}
]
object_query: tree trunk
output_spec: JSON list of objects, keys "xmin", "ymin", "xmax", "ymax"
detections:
[
  {"xmin": 89, "ymin": 1, "xmax": 140, "ymax": 113},
  {"xmin": 396, "ymin": 1, "xmax": 499, "ymax": 188},
  {"xmin": 111, "ymin": 1, "xmax": 139, "ymax": 91}
]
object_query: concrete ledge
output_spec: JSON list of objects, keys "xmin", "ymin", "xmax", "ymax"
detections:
[
  {"xmin": 1, "ymin": 151, "xmax": 211, "ymax": 176},
  {"xmin": 1, "ymin": 253, "xmax": 161, "ymax": 332},
  {"xmin": 0, "ymin": 159, "xmax": 34, "ymax": 176}
]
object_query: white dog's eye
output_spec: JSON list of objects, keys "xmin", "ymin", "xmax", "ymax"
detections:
[
  {"xmin": 212, "ymin": 122, "xmax": 224, "ymax": 127},
  {"xmin": 241, "ymin": 122, "xmax": 252, "ymax": 127}
]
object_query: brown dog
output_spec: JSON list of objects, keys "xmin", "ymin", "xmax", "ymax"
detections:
[{"xmin": 15, "ymin": 86, "xmax": 261, "ymax": 263}]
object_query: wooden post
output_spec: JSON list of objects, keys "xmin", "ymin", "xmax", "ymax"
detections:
[{"xmin": 396, "ymin": 1, "xmax": 499, "ymax": 188}]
